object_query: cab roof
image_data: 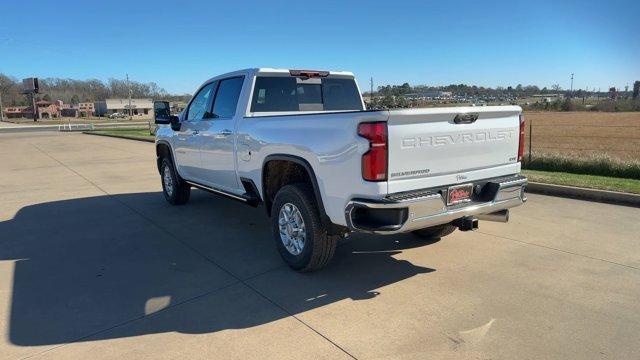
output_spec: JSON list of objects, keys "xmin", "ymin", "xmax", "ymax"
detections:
[{"xmin": 203, "ymin": 68, "xmax": 355, "ymax": 83}]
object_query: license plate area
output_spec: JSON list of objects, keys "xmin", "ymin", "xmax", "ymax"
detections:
[{"xmin": 447, "ymin": 183, "xmax": 473, "ymax": 206}]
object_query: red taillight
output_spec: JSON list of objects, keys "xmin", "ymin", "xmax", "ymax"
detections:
[
  {"xmin": 518, "ymin": 114, "xmax": 525, "ymax": 161},
  {"xmin": 358, "ymin": 122, "xmax": 387, "ymax": 181}
]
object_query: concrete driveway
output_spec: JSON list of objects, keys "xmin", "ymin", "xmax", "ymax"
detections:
[{"xmin": 1, "ymin": 132, "xmax": 639, "ymax": 359}]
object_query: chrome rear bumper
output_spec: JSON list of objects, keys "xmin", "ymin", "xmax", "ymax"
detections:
[{"xmin": 345, "ymin": 175, "xmax": 527, "ymax": 234}]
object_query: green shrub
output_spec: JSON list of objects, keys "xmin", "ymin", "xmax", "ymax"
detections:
[
  {"xmin": 560, "ymin": 98, "xmax": 576, "ymax": 111},
  {"xmin": 522, "ymin": 99, "xmax": 640, "ymax": 112},
  {"xmin": 591, "ymin": 99, "xmax": 640, "ymax": 112},
  {"xmin": 522, "ymin": 153, "xmax": 640, "ymax": 180}
]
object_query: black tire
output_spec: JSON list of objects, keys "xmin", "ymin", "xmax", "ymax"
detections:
[
  {"xmin": 271, "ymin": 183, "xmax": 338, "ymax": 272},
  {"xmin": 160, "ymin": 157, "xmax": 190, "ymax": 205},
  {"xmin": 412, "ymin": 224, "xmax": 456, "ymax": 240}
]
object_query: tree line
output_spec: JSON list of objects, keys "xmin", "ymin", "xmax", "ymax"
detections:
[
  {"xmin": 0, "ymin": 73, "xmax": 191, "ymax": 107},
  {"xmin": 374, "ymin": 82, "xmax": 566, "ymax": 97}
]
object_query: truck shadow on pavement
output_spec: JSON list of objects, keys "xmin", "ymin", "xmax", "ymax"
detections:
[{"xmin": 2, "ymin": 190, "xmax": 436, "ymax": 346}]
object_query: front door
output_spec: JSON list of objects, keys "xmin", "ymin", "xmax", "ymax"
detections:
[
  {"xmin": 173, "ymin": 81, "xmax": 217, "ymax": 182},
  {"xmin": 173, "ymin": 120, "xmax": 202, "ymax": 181},
  {"xmin": 199, "ymin": 76, "xmax": 245, "ymax": 191}
]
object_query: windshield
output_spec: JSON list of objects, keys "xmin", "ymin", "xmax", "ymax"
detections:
[{"xmin": 250, "ymin": 76, "xmax": 363, "ymax": 113}]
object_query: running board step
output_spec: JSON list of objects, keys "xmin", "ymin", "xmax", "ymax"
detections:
[{"xmin": 186, "ymin": 181, "xmax": 261, "ymax": 207}]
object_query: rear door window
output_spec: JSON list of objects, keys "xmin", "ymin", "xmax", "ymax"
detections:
[
  {"xmin": 250, "ymin": 76, "xmax": 363, "ymax": 113},
  {"xmin": 211, "ymin": 77, "xmax": 244, "ymax": 118}
]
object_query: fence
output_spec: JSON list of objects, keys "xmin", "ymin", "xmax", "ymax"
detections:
[{"xmin": 58, "ymin": 121, "xmax": 151, "ymax": 132}]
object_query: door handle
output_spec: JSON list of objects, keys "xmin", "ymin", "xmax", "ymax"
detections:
[
  {"xmin": 219, "ymin": 129, "xmax": 232, "ymax": 136},
  {"xmin": 192, "ymin": 129, "xmax": 199, "ymax": 135}
]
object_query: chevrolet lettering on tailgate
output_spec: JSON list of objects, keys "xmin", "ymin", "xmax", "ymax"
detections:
[{"xmin": 401, "ymin": 129, "xmax": 516, "ymax": 149}]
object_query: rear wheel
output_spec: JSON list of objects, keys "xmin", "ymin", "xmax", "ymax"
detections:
[
  {"xmin": 412, "ymin": 224, "xmax": 456, "ymax": 240},
  {"xmin": 160, "ymin": 157, "xmax": 190, "ymax": 205},
  {"xmin": 271, "ymin": 183, "xmax": 337, "ymax": 272}
]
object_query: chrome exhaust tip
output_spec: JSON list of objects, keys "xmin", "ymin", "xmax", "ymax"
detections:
[{"xmin": 477, "ymin": 209, "xmax": 509, "ymax": 223}]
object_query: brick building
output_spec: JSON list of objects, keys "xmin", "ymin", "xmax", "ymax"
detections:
[
  {"xmin": 78, "ymin": 102, "xmax": 95, "ymax": 117},
  {"xmin": 3, "ymin": 106, "xmax": 29, "ymax": 119}
]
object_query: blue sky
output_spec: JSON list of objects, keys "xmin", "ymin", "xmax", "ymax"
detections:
[{"xmin": 1, "ymin": 0, "xmax": 638, "ymax": 94}]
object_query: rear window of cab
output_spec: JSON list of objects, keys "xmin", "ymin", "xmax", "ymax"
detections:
[{"xmin": 250, "ymin": 76, "xmax": 363, "ymax": 113}]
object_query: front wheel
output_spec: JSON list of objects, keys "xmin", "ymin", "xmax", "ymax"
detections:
[
  {"xmin": 160, "ymin": 157, "xmax": 191, "ymax": 205},
  {"xmin": 271, "ymin": 184, "xmax": 338, "ymax": 272}
]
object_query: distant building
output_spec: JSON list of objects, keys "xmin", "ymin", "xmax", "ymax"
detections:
[
  {"xmin": 170, "ymin": 101, "xmax": 187, "ymax": 115},
  {"xmin": 404, "ymin": 91, "xmax": 453, "ymax": 99},
  {"xmin": 78, "ymin": 102, "xmax": 95, "ymax": 117},
  {"xmin": 3, "ymin": 106, "xmax": 29, "ymax": 119},
  {"xmin": 532, "ymin": 94, "xmax": 565, "ymax": 102},
  {"xmin": 34, "ymin": 100, "xmax": 60, "ymax": 119},
  {"xmin": 95, "ymin": 99, "xmax": 154, "ymax": 119},
  {"xmin": 60, "ymin": 103, "xmax": 78, "ymax": 117}
]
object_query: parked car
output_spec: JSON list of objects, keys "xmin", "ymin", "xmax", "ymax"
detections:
[
  {"xmin": 154, "ymin": 68, "xmax": 527, "ymax": 271},
  {"xmin": 109, "ymin": 112, "xmax": 127, "ymax": 119}
]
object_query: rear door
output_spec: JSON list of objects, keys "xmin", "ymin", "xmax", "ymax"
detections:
[
  {"xmin": 386, "ymin": 106, "xmax": 522, "ymax": 193},
  {"xmin": 199, "ymin": 76, "xmax": 244, "ymax": 191}
]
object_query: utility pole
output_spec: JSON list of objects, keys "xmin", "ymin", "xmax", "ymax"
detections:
[
  {"xmin": 0, "ymin": 90, "xmax": 4, "ymax": 122},
  {"xmin": 570, "ymin": 73, "xmax": 574, "ymax": 98},
  {"xmin": 31, "ymin": 93, "xmax": 38, "ymax": 121},
  {"xmin": 370, "ymin": 77, "xmax": 374, "ymax": 103},
  {"xmin": 126, "ymin": 74, "xmax": 132, "ymax": 120},
  {"xmin": 625, "ymin": 83, "xmax": 629, "ymax": 98}
]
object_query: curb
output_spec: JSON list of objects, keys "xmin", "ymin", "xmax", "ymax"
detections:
[
  {"xmin": 526, "ymin": 182, "xmax": 640, "ymax": 208},
  {"xmin": 83, "ymin": 131, "xmax": 155, "ymax": 143}
]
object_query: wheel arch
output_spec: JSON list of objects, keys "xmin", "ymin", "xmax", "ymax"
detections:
[
  {"xmin": 261, "ymin": 154, "xmax": 346, "ymax": 235},
  {"xmin": 156, "ymin": 141, "xmax": 179, "ymax": 178},
  {"xmin": 261, "ymin": 154, "xmax": 323, "ymax": 215}
]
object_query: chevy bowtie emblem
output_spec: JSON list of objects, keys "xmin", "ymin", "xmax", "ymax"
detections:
[{"xmin": 454, "ymin": 113, "xmax": 479, "ymax": 124}]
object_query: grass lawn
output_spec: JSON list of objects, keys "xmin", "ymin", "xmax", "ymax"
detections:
[
  {"xmin": 522, "ymin": 169, "xmax": 640, "ymax": 194},
  {"xmin": 84, "ymin": 128, "xmax": 154, "ymax": 141}
]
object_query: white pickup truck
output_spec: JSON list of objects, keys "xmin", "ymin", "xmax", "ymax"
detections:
[{"xmin": 154, "ymin": 68, "xmax": 527, "ymax": 271}]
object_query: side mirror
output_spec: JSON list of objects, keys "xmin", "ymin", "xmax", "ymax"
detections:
[
  {"xmin": 154, "ymin": 100, "xmax": 181, "ymax": 131},
  {"xmin": 154, "ymin": 100, "xmax": 172, "ymax": 124}
]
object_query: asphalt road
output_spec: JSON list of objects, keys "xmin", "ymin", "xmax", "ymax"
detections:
[{"xmin": 1, "ymin": 132, "xmax": 639, "ymax": 359}]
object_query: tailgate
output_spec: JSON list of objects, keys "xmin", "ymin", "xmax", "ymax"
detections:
[{"xmin": 386, "ymin": 106, "xmax": 522, "ymax": 194}]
